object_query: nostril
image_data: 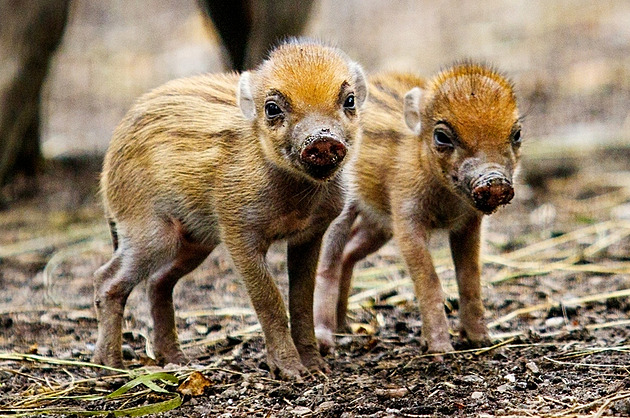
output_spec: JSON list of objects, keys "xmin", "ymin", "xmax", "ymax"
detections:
[{"xmin": 329, "ymin": 141, "xmax": 347, "ymax": 159}]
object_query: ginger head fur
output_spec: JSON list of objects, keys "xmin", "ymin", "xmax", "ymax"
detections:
[
  {"xmin": 238, "ymin": 40, "xmax": 367, "ymax": 181},
  {"xmin": 404, "ymin": 62, "xmax": 522, "ymax": 214}
]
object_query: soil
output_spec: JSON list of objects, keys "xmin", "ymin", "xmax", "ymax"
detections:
[{"xmin": 1, "ymin": 149, "xmax": 630, "ymax": 417}]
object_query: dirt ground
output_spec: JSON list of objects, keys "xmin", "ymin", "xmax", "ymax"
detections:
[{"xmin": 1, "ymin": 142, "xmax": 630, "ymax": 418}]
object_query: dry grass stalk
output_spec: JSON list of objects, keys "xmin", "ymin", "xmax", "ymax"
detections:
[
  {"xmin": 486, "ymin": 219, "xmax": 630, "ymax": 284},
  {"xmin": 181, "ymin": 323, "xmax": 261, "ymax": 348},
  {"xmin": 488, "ymin": 288, "xmax": 630, "ymax": 329},
  {"xmin": 177, "ymin": 307, "xmax": 256, "ymax": 319},
  {"xmin": 0, "ymin": 223, "xmax": 108, "ymax": 259}
]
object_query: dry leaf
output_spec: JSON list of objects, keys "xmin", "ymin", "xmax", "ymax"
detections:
[{"xmin": 176, "ymin": 371, "xmax": 213, "ymax": 397}]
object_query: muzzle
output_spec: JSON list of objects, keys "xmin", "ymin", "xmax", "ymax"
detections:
[
  {"xmin": 299, "ymin": 131, "xmax": 347, "ymax": 180},
  {"xmin": 460, "ymin": 162, "xmax": 514, "ymax": 214}
]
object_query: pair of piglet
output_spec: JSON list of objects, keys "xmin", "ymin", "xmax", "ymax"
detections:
[{"xmin": 93, "ymin": 39, "xmax": 521, "ymax": 379}]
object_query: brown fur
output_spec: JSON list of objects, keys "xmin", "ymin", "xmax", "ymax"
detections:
[
  {"xmin": 314, "ymin": 63, "xmax": 521, "ymax": 355},
  {"xmin": 93, "ymin": 40, "xmax": 367, "ymax": 380}
]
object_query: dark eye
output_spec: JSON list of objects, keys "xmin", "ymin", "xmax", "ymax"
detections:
[
  {"xmin": 265, "ymin": 101, "xmax": 282, "ymax": 119},
  {"xmin": 433, "ymin": 128, "xmax": 454, "ymax": 149},
  {"xmin": 343, "ymin": 94, "xmax": 355, "ymax": 109},
  {"xmin": 511, "ymin": 128, "xmax": 522, "ymax": 146}
]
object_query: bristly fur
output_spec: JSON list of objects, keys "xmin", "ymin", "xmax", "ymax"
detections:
[
  {"xmin": 314, "ymin": 62, "xmax": 521, "ymax": 356},
  {"xmin": 263, "ymin": 37, "xmax": 342, "ymax": 65},
  {"xmin": 93, "ymin": 39, "xmax": 367, "ymax": 379}
]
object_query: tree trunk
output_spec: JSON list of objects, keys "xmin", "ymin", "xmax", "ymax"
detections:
[
  {"xmin": 198, "ymin": 0, "xmax": 314, "ymax": 71},
  {"xmin": 0, "ymin": 0, "xmax": 70, "ymax": 190}
]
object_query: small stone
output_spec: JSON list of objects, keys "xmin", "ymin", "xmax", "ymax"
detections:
[
  {"xmin": 516, "ymin": 381, "xmax": 528, "ymax": 390},
  {"xmin": 375, "ymin": 387, "xmax": 409, "ymax": 398},
  {"xmin": 471, "ymin": 391, "xmax": 484, "ymax": 399},
  {"xmin": 526, "ymin": 361, "xmax": 540, "ymax": 374},
  {"xmin": 36, "ymin": 346, "xmax": 53, "ymax": 356},
  {"xmin": 316, "ymin": 401, "xmax": 335, "ymax": 412},
  {"xmin": 545, "ymin": 316, "xmax": 565, "ymax": 328},
  {"xmin": 504, "ymin": 373, "xmax": 516, "ymax": 383},
  {"xmin": 195, "ymin": 324, "xmax": 209, "ymax": 335},
  {"xmin": 496, "ymin": 384, "xmax": 511, "ymax": 393},
  {"xmin": 291, "ymin": 406, "xmax": 312, "ymax": 416},
  {"xmin": 221, "ymin": 388, "xmax": 240, "ymax": 399},
  {"xmin": 462, "ymin": 374, "xmax": 484, "ymax": 383}
]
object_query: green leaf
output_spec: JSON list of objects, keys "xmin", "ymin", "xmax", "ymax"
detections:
[{"xmin": 107, "ymin": 372, "xmax": 179, "ymax": 398}]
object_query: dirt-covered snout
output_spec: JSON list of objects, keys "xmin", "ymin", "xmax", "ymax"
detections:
[
  {"xmin": 456, "ymin": 159, "xmax": 514, "ymax": 214},
  {"xmin": 293, "ymin": 119, "xmax": 348, "ymax": 180}
]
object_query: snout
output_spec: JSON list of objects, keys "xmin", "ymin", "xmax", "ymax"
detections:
[
  {"xmin": 470, "ymin": 171, "xmax": 514, "ymax": 214},
  {"xmin": 300, "ymin": 134, "xmax": 347, "ymax": 180}
]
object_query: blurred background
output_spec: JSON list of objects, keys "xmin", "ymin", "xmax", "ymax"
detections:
[{"xmin": 33, "ymin": 0, "xmax": 630, "ymax": 158}]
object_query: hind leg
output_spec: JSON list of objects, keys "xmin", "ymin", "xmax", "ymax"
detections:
[
  {"xmin": 314, "ymin": 210, "xmax": 390, "ymax": 354},
  {"xmin": 93, "ymin": 243, "xmax": 149, "ymax": 368},
  {"xmin": 335, "ymin": 216, "xmax": 391, "ymax": 331},
  {"xmin": 147, "ymin": 236, "xmax": 211, "ymax": 365},
  {"xmin": 314, "ymin": 202, "xmax": 359, "ymax": 353},
  {"xmin": 93, "ymin": 218, "xmax": 211, "ymax": 368}
]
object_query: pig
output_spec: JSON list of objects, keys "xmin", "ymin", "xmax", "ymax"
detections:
[
  {"xmin": 93, "ymin": 39, "xmax": 367, "ymax": 380},
  {"xmin": 313, "ymin": 63, "xmax": 521, "ymax": 355}
]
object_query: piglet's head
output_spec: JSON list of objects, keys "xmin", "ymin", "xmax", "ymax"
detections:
[
  {"xmin": 237, "ymin": 40, "xmax": 367, "ymax": 182},
  {"xmin": 404, "ymin": 62, "xmax": 522, "ymax": 214}
]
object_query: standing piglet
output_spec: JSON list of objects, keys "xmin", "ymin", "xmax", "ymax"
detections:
[
  {"xmin": 93, "ymin": 40, "xmax": 367, "ymax": 380},
  {"xmin": 314, "ymin": 63, "xmax": 521, "ymax": 355}
]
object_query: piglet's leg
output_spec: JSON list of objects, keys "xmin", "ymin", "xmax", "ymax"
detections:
[
  {"xmin": 225, "ymin": 232, "xmax": 305, "ymax": 381},
  {"xmin": 313, "ymin": 203, "xmax": 358, "ymax": 354},
  {"xmin": 288, "ymin": 234, "xmax": 329, "ymax": 373},
  {"xmin": 93, "ymin": 246, "xmax": 148, "ymax": 368},
  {"xmin": 393, "ymin": 215, "xmax": 453, "ymax": 354},
  {"xmin": 147, "ymin": 234, "xmax": 211, "ymax": 365},
  {"xmin": 449, "ymin": 215, "xmax": 490, "ymax": 347},
  {"xmin": 336, "ymin": 216, "xmax": 391, "ymax": 331}
]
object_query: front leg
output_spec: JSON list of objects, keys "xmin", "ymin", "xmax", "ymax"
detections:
[
  {"xmin": 288, "ymin": 234, "xmax": 330, "ymax": 373},
  {"xmin": 313, "ymin": 201, "xmax": 358, "ymax": 354},
  {"xmin": 449, "ymin": 215, "xmax": 490, "ymax": 346},
  {"xmin": 393, "ymin": 211, "xmax": 453, "ymax": 354},
  {"xmin": 224, "ymin": 232, "xmax": 306, "ymax": 380}
]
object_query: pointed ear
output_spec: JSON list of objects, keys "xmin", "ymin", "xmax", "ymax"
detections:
[
  {"xmin": 349, "ymin": 62, "xmax": 368, "ymax": 108},
  {"xmin": 403, "ymin": 87, "xmax": 423, "ymax": 134},
  {"xmin": 237, "ymin": 71, "xmax": 256, "ymax": 121}
]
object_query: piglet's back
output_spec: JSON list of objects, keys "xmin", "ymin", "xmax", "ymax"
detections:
[
  {"xmin": 352, "ymin": 71, "xmax": 426, "ymax": 216},
  {"xmin": 101, "ymin": 73, "xmax": 249, "ymax": 220}
]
